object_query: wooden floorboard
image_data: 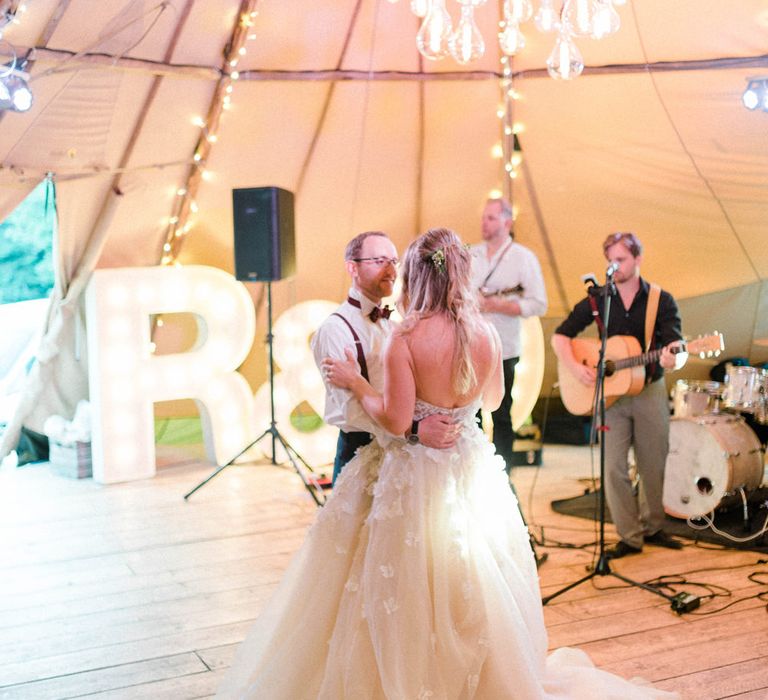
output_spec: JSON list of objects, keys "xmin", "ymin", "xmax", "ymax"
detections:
[{"xmin": 0, "ymin": 444, "xmax": 766, "ymax": 699}]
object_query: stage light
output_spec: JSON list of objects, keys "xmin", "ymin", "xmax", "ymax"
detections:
[
  {"xmin": 0, "ymin": 69, "xmax": 33, "ymax": 113},
  {"xmin": 742, "ymin": 77, "xmax": 768, "ymax": 112}
]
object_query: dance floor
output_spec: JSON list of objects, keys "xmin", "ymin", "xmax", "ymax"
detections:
[{"xmin": 0, "ymin": 443, "xmax": 766, "ymax": 699}]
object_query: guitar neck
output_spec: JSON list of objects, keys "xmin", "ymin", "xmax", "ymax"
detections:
[{"xmin": 612, "ymin": 342, "xmax": 684, "ymax": 371}]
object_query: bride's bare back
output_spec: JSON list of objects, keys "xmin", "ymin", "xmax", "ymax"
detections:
[{"xmin": 400, "ymin": 314, "xmax": 502, "ymax": 411}]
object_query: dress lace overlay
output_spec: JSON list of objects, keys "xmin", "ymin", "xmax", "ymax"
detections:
[{"xmin": 217, "ymin": 399, "xmax": 679, "ymax": 700}]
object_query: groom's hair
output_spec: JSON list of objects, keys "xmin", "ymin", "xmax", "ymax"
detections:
[{"xmin": 344, "ymin": 231, "xmax": 389, "ymax": 261}]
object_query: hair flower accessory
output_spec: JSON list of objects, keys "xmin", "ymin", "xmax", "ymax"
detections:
[{"xmin": 430, "ymin": 248, "xmax": 446, "ymax": 273}]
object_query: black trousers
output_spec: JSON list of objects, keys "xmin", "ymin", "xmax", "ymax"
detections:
[
  {"xmin": 490, "ymin": 356, "xmax": 519, "ymax": 473},
  {"xmin": 333, "ymin": 430, "xmax": 373, "ymax": 484}
]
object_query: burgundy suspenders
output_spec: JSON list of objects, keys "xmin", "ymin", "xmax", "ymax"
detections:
[{"xmin": 331, "ymin": 313, "xmax": 370, "ymax": 381}]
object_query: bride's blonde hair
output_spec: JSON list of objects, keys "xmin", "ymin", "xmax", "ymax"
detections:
[{"xmin": 399, "ymin": 227, "xmax": 479, "ymax": 394}]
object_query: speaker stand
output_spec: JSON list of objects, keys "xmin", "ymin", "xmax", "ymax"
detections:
[{"xmin": 184, "ymin": 281, "xmax": 326, "ymax": 506}]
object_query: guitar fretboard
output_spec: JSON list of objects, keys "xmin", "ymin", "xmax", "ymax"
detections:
[{"xmin": 612, "ymin": 343, "xmax": 686, "ymax": 371}]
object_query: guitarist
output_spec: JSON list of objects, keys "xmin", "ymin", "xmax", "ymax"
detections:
[
  {"xmin": 470, "ymin": 197, "xmax": 548, "ymax": 472},
  {"xmin": 551, "ymin": 232, "xmax": 685, "ymax": 559}
]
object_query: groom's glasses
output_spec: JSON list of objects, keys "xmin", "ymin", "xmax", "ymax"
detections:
[{"xmin": 352, "ymin": 256, "xmax": 399, "ymax": 268}]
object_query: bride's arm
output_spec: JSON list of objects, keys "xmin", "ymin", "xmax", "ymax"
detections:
[
  {"xmin": 323, "ymin": 334, "xmax": 415, "ymax": 435},
  {"xmin": 482, "ymin": 323, "xmax": 504, "ymax": 412}
]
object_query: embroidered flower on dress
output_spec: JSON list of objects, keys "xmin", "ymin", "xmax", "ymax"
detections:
[
  {"xmin": 379, "ymin": 564, "xmax": 395, "ymax": 578},
  {"xmin": 383, "ymin": 597, "xmax": 399, "ymax": 615},
  {"xmin": 405, "ymin": 531, "xmax": 420, "ymax": 547},
  {"xmin": 418, "ymin": 688, "xmax": 434, "ymax": 699},
  {"xmin": 467, "ymin": 674, "xmax": 480, "ymax": 692},
  {"xmin": 335, "ymin": 544, "xmax": 348, "ymax": 555},
  {"xmin": 344, "ymin": 577, "xmax": 359, "ymax": 592}
]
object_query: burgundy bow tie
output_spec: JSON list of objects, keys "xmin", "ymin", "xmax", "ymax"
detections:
[
  {"xmin": 369, "ymin": 305, "xmax": 392, "ymax": 322},
  {"xmin": 347, "ymin": 297, "xmax": 392, "ymax": 323}
]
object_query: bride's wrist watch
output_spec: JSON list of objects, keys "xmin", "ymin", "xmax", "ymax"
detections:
[{"xmin": 407, "ymin": 420, "xmax": 420, "ymax": 445}]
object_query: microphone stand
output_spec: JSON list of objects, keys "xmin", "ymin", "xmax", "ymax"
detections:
[{"xmin": 542, "ymin": 271, "xmax": 672, "ymax": 606}]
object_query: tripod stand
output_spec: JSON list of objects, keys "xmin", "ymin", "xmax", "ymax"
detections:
[
  {"xmin": 542, "ymin": 274, "xmax": 671, "ymax": 606},
  {"xmin": 184, "ymin": 281, "xmax": 326, "ymax": 506}
]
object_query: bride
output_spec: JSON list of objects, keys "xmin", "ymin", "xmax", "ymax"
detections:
[{"xmin": 217, "ymin": 228, "xmax": 678, "ymax": 699}]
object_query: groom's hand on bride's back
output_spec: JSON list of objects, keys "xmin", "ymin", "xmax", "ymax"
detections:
[{"xmin": 418, "ymin": 414, "xmax": 460, "ymax": 449}]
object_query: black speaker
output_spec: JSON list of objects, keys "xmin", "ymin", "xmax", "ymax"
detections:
[{"xmin": 233, "ymin": 186, "xmax": 296, "ymax": 281}]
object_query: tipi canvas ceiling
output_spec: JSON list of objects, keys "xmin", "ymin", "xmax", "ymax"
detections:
[{"xmin": 1, "ymin": 0, "xmax": 767, "ymax": 436}]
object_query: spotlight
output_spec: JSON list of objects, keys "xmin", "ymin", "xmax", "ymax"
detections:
[
  {"xmin": 742, "ymin": 77, "xmax": 768, "ymax": 113},
  {"xmin": 0, "ymin": 68, "xmax": 32, "ymax": 112}
]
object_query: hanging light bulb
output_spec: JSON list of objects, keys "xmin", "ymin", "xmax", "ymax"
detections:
[
  {"xmin": 450, "ymin": 5, "xmax": 485, "ymax": 64},
  {"xmin": 508, "ymin": 0, "xmax": 533, "ymax": 24},
  {"xmin": 534, "ymin": 0, "xmax": 558, "ymax": 32},
  {"xmin": 411, "ymin": 0, "xmax": 430, "ymax": 17},
  {"xmin": 546, "ymin": 27, "xmax": 584, "ymax": 80},
  {"xmin": 416, "ymin": 0, "xmax": 453, "ymax": 60},
  {"xmin": 591, "ymin": 0, "xmax": 620, "ymax": 39},
  {"xmin": 499, "ymin": 19, "xmax": 526, "ymax": 56},
  {"xmin": 563, "ymin": 0, "xmax": 596, "ymax": 37}
]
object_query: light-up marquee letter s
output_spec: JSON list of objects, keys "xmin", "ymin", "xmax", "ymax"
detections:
[{"xmin": 85, "ymin": 265, "xmax": 256, "ymax": 484}]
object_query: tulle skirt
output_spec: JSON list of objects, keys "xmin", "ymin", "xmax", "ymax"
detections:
[{"xmin": 217, "ymin": 426, "xmax": 679, "ymax": 699}]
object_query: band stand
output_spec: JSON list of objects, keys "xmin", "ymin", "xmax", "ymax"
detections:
[
  {"xmin": 184, "ymin": 281, "xmax": 326, "ymax": 506},
  {"xmin": 542, "ymin": 273, "xmax": 672, "ymax": 606}
]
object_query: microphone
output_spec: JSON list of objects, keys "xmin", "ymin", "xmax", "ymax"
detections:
[{"xmin": 606, "ymin": 261, "xmax": 620, "ymax": 277}]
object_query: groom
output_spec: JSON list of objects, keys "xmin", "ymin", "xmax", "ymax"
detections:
[{"xmin": 312, "ymin": 231, "xmax": 458, "ymax": 483}]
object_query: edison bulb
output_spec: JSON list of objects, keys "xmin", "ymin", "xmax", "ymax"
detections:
[
  {"xmin": 499, "ymin": 21, "xmax": 526, "ymax": 56},
  {"xmin": 417, "ymin": 0, "xmax": 453, "ymax": 60},
  {"xmin": 546, "ymin": 30, "xmax": 584, "ymax": 80},
  {"xmin": 450, "ymin": 5, "xmax": 485, "ymax": 64},
  {"xmin": 534, "ymin": 0, "xmax": 558, "ymax": 32}
]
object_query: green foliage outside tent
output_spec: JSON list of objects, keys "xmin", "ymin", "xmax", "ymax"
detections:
[{"xmin": 0, "ymin": 179, "xmax": 56, "ymax": 305}]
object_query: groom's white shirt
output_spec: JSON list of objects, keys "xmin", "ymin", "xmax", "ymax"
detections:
[{"xmin": 311, "ymin": 287, "xmax": 392, "ymax": 439}]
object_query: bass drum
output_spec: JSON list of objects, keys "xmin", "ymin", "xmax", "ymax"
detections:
[{"xmin": 663, "ymin": 414, "xmax": 764, "ymax": 519}]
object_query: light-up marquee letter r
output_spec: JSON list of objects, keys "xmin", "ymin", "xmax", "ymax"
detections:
[{"xmin": 85, "ymin": 265, "xmax": 256, "ymax": 483}]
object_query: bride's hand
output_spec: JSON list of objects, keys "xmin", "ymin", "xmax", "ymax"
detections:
[{"xmin": 322, "ymin": 347, "xmax": 361, "ymax": 389}]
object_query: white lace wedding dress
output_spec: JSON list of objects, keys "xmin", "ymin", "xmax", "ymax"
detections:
[{"xmin": 217, "ymin": 399, "xmax": 678, "ymax": 699}]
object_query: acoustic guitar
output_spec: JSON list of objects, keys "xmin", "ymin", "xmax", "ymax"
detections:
[{"xmin": 557, "ymin": 333, "xmax": 724, "ymax": 415}]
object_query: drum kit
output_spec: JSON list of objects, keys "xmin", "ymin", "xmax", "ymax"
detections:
[{"xmin": 663, "ymin": 365, "xmax": 768, "ymax": 520}]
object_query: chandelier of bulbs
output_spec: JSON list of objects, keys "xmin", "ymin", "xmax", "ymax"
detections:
[{"xmin": 391, "ymin": 0, "xmax": 625, "ymax": 80}]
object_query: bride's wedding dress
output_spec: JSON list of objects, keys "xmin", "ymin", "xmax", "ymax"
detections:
[{"xmin": 217, "ymin": 399, "xmax": 678, "ymax": 699}]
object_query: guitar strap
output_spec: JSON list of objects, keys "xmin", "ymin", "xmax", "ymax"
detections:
[
  {"xmin": 644, "ymin": 283, "xmax": 661, "ymax": 353},
  {"xmin": 588, "ymin": 294, "xmax": 605, "ymax": 335},
  {"xmin": 479, "ymin": 238, "xmax": 514, "ymax": 290}
]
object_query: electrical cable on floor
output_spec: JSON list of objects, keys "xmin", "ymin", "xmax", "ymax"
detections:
[
  {"xmin": 520, "ymin": 383, "xmax": 599, "ymax": 552},
  {"xmin": 687, "ymin": 506, "xmax": 768, "ymax": 543}
]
